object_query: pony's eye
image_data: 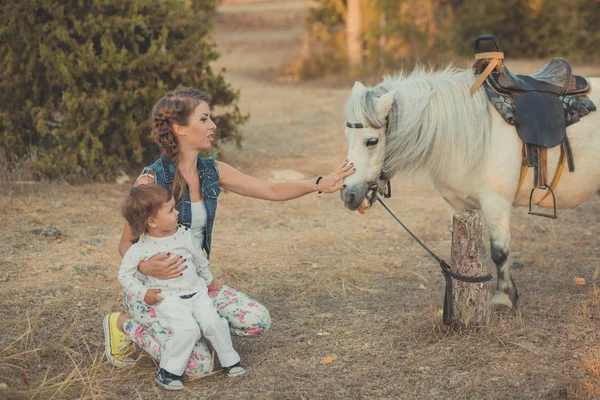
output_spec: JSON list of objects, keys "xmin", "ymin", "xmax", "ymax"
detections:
[{"xmin": 365, "ymin": 138, "xmax": 379, "ymax": 147}]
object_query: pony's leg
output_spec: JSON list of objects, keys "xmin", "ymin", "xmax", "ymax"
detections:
[
  {"xmin": 431, "ymin": 179, "xmax": 474, "ymax": 226},
  {"xmin": 442, "ymin": 197, "xmax": 461, "ymax": 224},
  {"xmin": 442, "ymin": 195, "xmax": 478, "ymax": 217},
  {"xmin": 480, "ymin": 193, "xmax": 518, "ymax": 310}
]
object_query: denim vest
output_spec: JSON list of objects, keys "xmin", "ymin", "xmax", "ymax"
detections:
[{"xmin": 142, "ymin": 154, "xmax": 221, "ymax": 259}]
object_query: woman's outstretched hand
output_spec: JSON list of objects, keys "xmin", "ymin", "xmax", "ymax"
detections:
[{"xmin": 316, "ymin": 160, "xmax": 355, "ymax": 194}]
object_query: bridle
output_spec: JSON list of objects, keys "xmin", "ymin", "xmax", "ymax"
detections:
[{"xmin": 346, "ymin": 121, "xmax": 392, "ymax": 199}]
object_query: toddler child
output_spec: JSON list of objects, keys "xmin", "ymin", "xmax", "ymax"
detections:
[{"xmin": 118, "ymin": 184, "xmax": 246, "ymax": 390}]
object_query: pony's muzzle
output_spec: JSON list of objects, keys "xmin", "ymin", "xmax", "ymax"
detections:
[{"xmin": 340, "ymin": 183, "xmax": 368, "ymax": 211}]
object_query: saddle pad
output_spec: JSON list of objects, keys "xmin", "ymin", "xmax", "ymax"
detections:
[{"xmin": 484, "ymin": 85, "xmax": 596, "ymax": 132}]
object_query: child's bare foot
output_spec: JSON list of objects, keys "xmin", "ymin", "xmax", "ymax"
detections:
[{"xmin": 116, "ymin": 313, "xmax": 128, "ymax": 332}]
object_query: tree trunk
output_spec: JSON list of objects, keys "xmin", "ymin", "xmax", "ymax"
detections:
[
  {"xmin": 450, "ymin": 210, "xmax": 491, "ymax": 328},
  {"xmin": 346, "ymin": 0, "xmax": 363, "ymax": 68},
  {"xmin": 379, "ymin": 12, "xmax": 386, "ymax": 69}
]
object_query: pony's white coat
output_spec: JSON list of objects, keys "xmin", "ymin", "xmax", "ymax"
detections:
[{"xmin": 342, "ymin": 66, "xmax": 600, "ymax": 308}]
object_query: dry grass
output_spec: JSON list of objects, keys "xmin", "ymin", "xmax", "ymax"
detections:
[
  {"xmin": 0, "ymin": 310, "xmax": 115, "ymax": 399},
  {"xmin": 2, "ymin": 178, "xmax": 599, "ymax": 399},
  {"xmin": 0, "ymin": 309, "xmax": 226, "ymax": 399},
  {"xmin": 0, "ymin": 150, "xmax": 35, "ymax": 183},
  {"xmin": 570, "ymin": 290, "xmax": 600, "ymax": 399}
]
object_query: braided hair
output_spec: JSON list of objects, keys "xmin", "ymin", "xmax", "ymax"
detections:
[{"xmin": 151, "ymin": 89, "xmax": 210, "ymax": 204}]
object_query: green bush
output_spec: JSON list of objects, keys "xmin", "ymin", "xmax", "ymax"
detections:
[{"xmin": 0, "ymin": 0, "xmax": 247, "ymax": 180}]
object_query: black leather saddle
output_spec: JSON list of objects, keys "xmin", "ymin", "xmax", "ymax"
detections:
[
  {"xmin": 473, "ymin": 35, "xmax": 591, "ymax": 149},
  {"xmin": 472, "ymin": 34, "xmax": 596, "ymax": 218}
]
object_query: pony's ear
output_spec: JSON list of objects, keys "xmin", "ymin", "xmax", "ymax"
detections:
[
  {"xmin": 351, "ymin": 81, "xmax": 366, "ymax": 93},
  {"xmin": 376, "ymin": 89, "xmax": 397, "ymax": 117}
]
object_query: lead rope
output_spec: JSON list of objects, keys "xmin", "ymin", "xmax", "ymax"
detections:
[{"xmin": 376, "ymin": 197, "xmax": 493, "ymax": 325}]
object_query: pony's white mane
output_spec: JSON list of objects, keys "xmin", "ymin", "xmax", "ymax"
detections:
[{"xmin": 346, "ymin": 66, "xmax": 492, "ymax": 178}]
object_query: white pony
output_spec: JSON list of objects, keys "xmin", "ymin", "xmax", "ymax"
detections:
[{"xmin": 340, "ymin": 66, "xmax": 600, "ymax": 309}]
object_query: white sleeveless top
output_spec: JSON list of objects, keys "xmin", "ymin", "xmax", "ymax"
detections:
[{"xmin": 190, "ymin": 201, "xmax": 209, "ymax": 267}]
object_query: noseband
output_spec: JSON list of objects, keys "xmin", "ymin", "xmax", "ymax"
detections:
[{"xmin": 346, "ymin": 121, "xmax": 391, "ymax": 198}]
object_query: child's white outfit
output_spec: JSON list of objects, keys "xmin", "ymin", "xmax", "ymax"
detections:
[{"xmin": 119, "ymin": 225, "xmax": 240, "ymax": 376}]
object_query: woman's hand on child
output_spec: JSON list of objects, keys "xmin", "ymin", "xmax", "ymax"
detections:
[
  {"xmin": 317, "ymin": 160, "xmax": 355, "ymax": 194},
  {"xmin": 144, "ymin": 289, "xmax": 163, "ymax": 305},
  {"xmin": 138, "ymin": 253, "xmax": 186, "ymax": 279}
]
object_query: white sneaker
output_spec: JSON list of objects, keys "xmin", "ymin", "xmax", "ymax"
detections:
[
  {"xmin": 224, "ymin": 362, "xmax": 247, "ymax": 377},
  {"xmin": 154, "ymin": 368, "xmax": 184, "ymax": 391}
]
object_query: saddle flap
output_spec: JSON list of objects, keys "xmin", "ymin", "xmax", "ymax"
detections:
[{"xmin": 514, "ymin": 92, "xmax": 566, "ymax": 148}]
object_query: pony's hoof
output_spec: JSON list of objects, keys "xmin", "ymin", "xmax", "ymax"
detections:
[{"xmin": 491, "ymin": 292, "xmax": 513, "ymax": 310}]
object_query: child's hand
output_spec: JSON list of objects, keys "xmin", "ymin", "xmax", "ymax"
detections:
[
  {"xmin": 207, "ymin": 280, "xmax": 223, "ymax": 292},
  {"xmin": 144, "ymin": 289, "xmax": 162, "ymax": 305}
]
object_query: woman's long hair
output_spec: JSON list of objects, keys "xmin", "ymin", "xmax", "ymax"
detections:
[{"xmin": 151, "ymin": 89, "xmax": 210, "ymax": 204}]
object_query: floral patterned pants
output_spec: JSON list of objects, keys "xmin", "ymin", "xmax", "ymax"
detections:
[{"xmin": 122, "ymin": 285, "xmax": 270, "ymax": 377}]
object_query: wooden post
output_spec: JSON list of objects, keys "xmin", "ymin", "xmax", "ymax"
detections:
[{"xmin": 450, "ymin": 210, "xmax": 491, "ymax": 327}]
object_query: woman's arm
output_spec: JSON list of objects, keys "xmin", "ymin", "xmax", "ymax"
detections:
[
  {"xmin": 118, "ymin": 247, "xmax": 163, "ymax": 305},
  {"xmin": 118, "ymin": 221, "xmax": 136, "ymax": 257},
  {"xmin": 118, "ymin": 248, "xmax": 149, "ymax": 302},
  {"xmin": 217, "ymin": 160, "xmax": 354, "ymax": 201}
]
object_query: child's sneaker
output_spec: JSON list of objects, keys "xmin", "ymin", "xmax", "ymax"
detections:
[
  {"xmin": 154, "ymin": 368, "xmax": 184, "ymax": 391},
  {"xmin": 103, "ymin": 313, "xmax": 135, "ymax": 367},
  {"xmin": 223, "ymin": 362, "xmax": 247, "ymax": 377}
]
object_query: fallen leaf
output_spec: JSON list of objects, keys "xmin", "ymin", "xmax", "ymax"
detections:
[
  {"xmin": 316, "ymin": 332, "xmax": 330, "ymax": 336},
  {"xmin": 319, "ymin": 356, "xmax": 337, "ymax": 364},
  {"xmin": 574, "ymin": 277, "xmax": 586, "ymax": 286}
]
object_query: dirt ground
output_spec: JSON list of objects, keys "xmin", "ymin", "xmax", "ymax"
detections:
[{"xmin": 1, "ymin": 1, "xmax": 600, "ymax": 399}]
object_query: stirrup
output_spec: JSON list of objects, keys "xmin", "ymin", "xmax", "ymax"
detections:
[{"xmin": 528, "ymin": 185, "xmax": 557, "ymax": 219}]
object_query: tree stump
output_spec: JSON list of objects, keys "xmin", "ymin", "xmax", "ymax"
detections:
[{"xmin": 450, "ymin": 210, "xmax": 491, "ymax": 328}]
